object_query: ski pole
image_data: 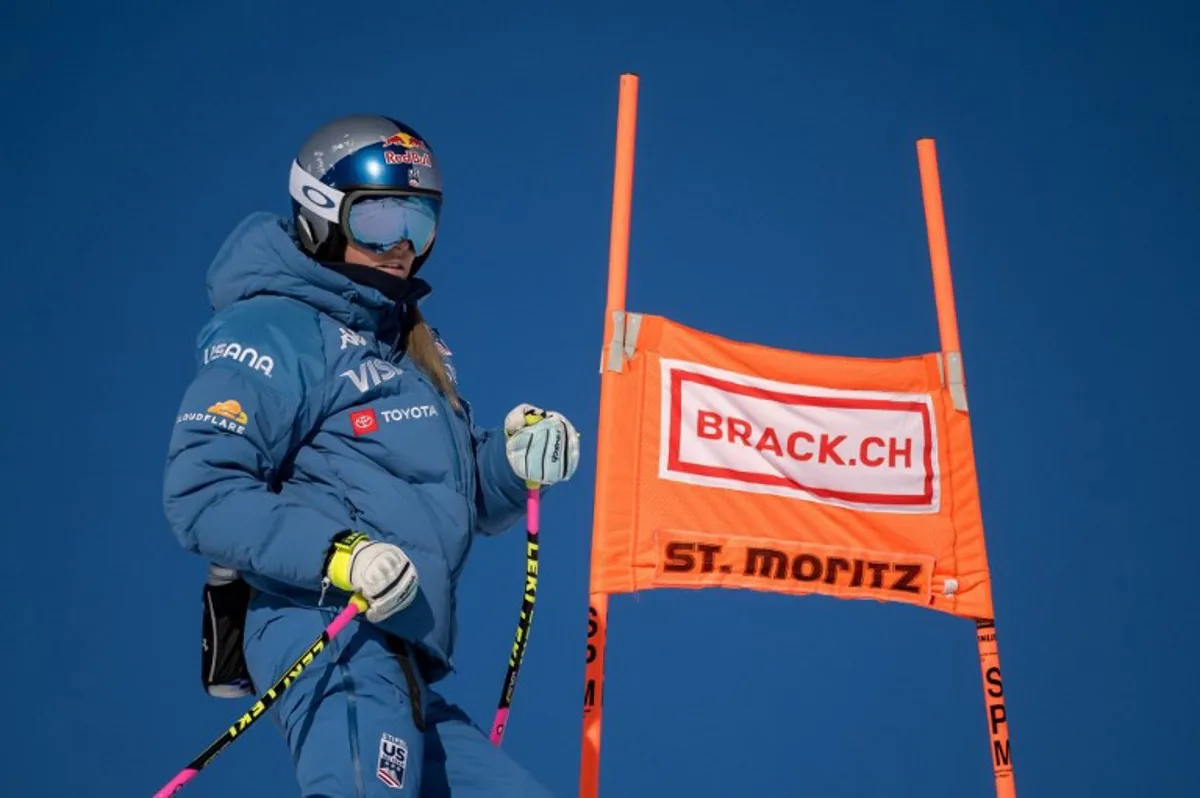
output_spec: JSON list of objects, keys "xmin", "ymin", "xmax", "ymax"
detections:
[
  {"xmin": 153, "ymin": 594, "xmax": 368, "ymax": 797},
  {"xmin": 489, "ymin": 483, "xmax": 541, "ymax": 745}
]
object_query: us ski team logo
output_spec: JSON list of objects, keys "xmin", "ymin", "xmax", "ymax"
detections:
[{"xmin": 377, "ymin": 733, "xmax": 408, "ymax": 789}]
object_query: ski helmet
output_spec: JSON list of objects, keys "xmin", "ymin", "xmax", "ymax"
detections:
[{"xmin": 289, "ymin": 114, "xmax": 444, "ymax": 273}]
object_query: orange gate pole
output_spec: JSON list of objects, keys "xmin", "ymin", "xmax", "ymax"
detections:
[
  {"xmin": 580, "ymin": 72, "xmax": 640, "ymax": 798},
  {"xmin": 916, "ymin": 137, "xmax": 1016, "ymax": 798}
]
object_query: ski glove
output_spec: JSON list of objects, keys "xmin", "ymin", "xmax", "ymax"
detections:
[
  {"xmin": 504, "ymin": 403, "xmax": 581, "ymax": 486},
  {"xmin": 323, "ymin": 532, "xmax": 419, "ymax": 623}
]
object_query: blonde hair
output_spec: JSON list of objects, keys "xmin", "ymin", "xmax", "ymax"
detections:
[{"xmin": 403, "ymin": 303, "xmax": 461, "ymax": 413}]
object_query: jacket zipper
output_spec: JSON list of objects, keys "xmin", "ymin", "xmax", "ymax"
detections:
[
  {"xmin": 390, "ymin": 334, "xmax": 466, "ymax": 500},
  {"xmin": 385, "ymin": 307, "xmax": 465, "ymax": 499},
  {"xmin": 377, "ymin": 319, "xmax": 474, "ymax": 580},
  {"xmin": 439, "ymin": 395, "xmax": 466, "ymax": 497}
]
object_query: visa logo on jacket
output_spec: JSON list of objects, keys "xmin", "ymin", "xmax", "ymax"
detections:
[{"xmin": 341, "ymin": 359, "xmax": 402, "ymax": 393}]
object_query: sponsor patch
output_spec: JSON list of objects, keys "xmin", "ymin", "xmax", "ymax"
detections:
[
  {"xmin": 380, "ymin": 404, "xmax": 438, "ymax": 422},
  {"xmin": 209, "ymin": 400, "xmax": 248, "ymax": 424},
  {"xmin": 176, "ymin": 400, "xmax": 249, "ymax": 436},
  {"xmin": 384, "ymin": 149, "xmax": 433, "ymax": 167},
  {"xmin": 340, "ymin": 328, "xmax": 367, "ymax": 350},
  {"xmin": 382, "ymin": 131, "xmax": 425, "ymax": 150},
  {"xmin": 341, "ymin": 359, "xmax": 402, "ymax": 393},
  {"xmin": 203, "ymin": 341, "xmax": 274, "ymax": 378},
  {"xmin": 351, "ymin": 409, "xmax": 379, "ymax": 436},
  {"xmin": 376, "ymin": 733, "xmax": 408, "ymax": 790}
]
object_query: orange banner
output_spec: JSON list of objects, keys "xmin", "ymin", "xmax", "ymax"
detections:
[{"xmin": 591, "ymin": 312, "xmax": 994, "ymax": 620}]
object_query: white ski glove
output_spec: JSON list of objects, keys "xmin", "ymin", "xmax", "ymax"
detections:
[
  {"xmin": 324, "ymin": 532, "xmax": 419, "ymax": 623},
  {"xmin": 504, "ymin": 404, "xmax": 581, "ymax": 486}
]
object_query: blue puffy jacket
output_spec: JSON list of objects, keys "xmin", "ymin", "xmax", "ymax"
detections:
[{"xmin": 163, "ymin": 211, "xmax": 530, "ymax": 679}]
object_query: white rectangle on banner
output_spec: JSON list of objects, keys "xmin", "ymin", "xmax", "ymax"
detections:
[{"xmin": 658, "ymin": 358, "xmax": 940, "ymax": 513}]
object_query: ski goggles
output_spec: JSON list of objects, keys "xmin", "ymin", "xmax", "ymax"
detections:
[{"xmin": 345, "ymin": 194, "xmax": 440, "ymax": 256}]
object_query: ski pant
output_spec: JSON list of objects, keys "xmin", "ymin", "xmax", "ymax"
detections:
[{"xmin": 244, "ymin": 593, "xmax": 555, "ymax": 798}]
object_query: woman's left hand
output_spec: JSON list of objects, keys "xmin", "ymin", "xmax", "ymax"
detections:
[{"xmin": 504, "ymin": 403, "xmax": 581, "ymax": 486}]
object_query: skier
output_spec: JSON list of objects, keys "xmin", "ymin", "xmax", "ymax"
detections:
[{"xmin": 162, "ymin": 113, "xmax": 578, "ymax": 797}]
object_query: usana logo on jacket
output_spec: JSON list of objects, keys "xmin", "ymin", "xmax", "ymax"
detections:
[{"xmin": 203, "ymin": 341, "xmax": 275, "ymax": 378}]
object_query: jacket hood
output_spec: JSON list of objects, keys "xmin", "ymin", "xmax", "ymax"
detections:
[{"xmin": 206, "ymin": 212, "xmax": 429, "ymax": 331}]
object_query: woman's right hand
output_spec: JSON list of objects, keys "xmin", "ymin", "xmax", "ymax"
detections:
[
  {"xmin": 324, "ymin": 532, "xmax": 419, "ymax": 623},
  {"xmin": 503, "ymin": 403, "xmax": 581, "ymax": 487}
]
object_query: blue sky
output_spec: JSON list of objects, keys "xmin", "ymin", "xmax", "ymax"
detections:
[{"xmin": 3, "ymin": 1, "xmax": 1197, "ymax": 796}]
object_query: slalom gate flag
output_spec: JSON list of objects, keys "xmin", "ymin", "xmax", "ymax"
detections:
[
  {"xmin": 582, "ymin": 74, "xmax": 1014, "ymax": 798},
  {"xmin": 589, "ymin": 313, "xmax": 992, "ymax": 620}
]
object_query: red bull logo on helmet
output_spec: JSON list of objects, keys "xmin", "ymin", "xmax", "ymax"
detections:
[
  {"xmin": 384, "ymin": 150, "xmax": 433, "ymax": 167},
  {"xmin": 382, "ymin": 131, "xmax": 426, "ymax": 150}
]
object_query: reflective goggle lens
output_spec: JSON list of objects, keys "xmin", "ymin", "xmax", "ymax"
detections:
[{"xmin": 347, "ymin": 195, "xmax": 439, "ymax": 255}]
